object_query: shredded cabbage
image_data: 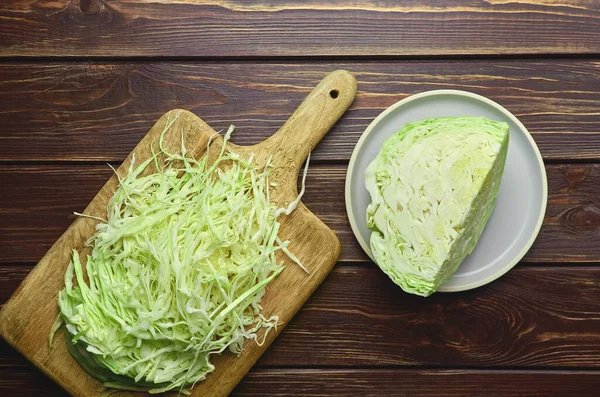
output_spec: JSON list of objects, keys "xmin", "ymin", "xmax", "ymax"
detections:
[
  {"xmin": 55, "ymin": 115, "xmax": 308, "ymax": 393},
  {"xmin": 365, "ymin": 116, "xmax": 509, "ymax": 297}
]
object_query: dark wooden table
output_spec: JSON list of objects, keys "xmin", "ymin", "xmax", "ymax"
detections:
[{"xmin": 1, "ymin": 1, "xmax": 600, "ymax": 396}]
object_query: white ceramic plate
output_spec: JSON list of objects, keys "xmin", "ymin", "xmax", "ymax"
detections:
[{"xmin": 345, "ymin": 90, "xmax": 547, "ymax": 292}]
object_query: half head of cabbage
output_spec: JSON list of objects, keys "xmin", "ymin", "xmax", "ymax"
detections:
[{"xmin": 365, "ymin": 116, "xmax": 509, "ymax": 297}]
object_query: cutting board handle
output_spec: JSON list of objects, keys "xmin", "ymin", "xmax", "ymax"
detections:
[{"xmin": 259, "ymin": 69, "xmax": 357, "ymax": 172}]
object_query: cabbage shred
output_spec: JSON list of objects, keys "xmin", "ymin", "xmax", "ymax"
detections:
[
  {"xmin": 365, "ymin": 117, "xmax": 509, "ymax": 297},
  {"xmin": 56, "ymin": 116, "xmax": 306, "ymax": 393}
]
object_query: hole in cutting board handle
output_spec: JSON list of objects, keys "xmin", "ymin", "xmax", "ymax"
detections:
[{"xmin": 329, "ymin": 89, "xmax": 339, "ymax": 99}]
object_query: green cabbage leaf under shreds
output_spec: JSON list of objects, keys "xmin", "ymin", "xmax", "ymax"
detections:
[
  {"xmin": 55, "ymin": 115, "xmax": 308, "ymax": 394},
  {"xmin": 365, "ymin": 117, "xmax": 509, "ymax": 297}
]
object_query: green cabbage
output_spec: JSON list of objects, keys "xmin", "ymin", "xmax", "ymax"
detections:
[
  {"xmin": 54, "ymin": 115, "xmax": 308, "ymax": 394},
  {"xmin": 365, "ymin": 116, "xmax": 509, "ymax": 297}
]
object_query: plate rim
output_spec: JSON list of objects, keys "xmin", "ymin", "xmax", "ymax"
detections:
[{"xmin": 345, "ymin": 89, "xmax": 548, "ymax": 292}]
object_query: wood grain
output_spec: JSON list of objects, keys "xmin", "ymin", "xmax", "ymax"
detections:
[
  {"xmin": 234, "ymin": 369, "xmax": 600, "ymax": 397},
  {"xmin": 1, "ymin": 1, "xmax": 600, "ymax": 57},
  {"xmin": 1, "ymin": 365, "xmax": 599, "ymax": 397},
  {"xmin": 2, "ymin": 0, "xmax": 599, "ymax": 395},
  {"xmin": 2, "ymin": 163, "xmax": 600, "ymax": 264},
  {"xmin": 3, "ymin": 265, "xmax": 600, "ymax": 368},
  {"xmin": 0, "ymin": 267, "xmax": 29, "ymax": 304},
  {"xmin": 0, "ymin": 70, "xmax": 358, "ymax": 397},
  {"xmin": 243, "ymin": 266, "xmax": 600, "ymax": 368},
  {"xmin": 0, "ymin": 61, "xmax": 599, "ymax": 162},
  {"xmin": 1, "ymin": 366, "xmax": 600, "ymax": 397}
]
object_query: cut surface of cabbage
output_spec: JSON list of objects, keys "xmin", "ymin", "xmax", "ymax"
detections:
[
  {"xmin": 365, "ymin": 116, "xmax": 509, "ymax": 297},
  {"xmin": 55, "ymin": 116, "xmax": 307, "ymax": 394}
]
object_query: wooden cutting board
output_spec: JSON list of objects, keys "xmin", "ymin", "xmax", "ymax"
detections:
[{"xmin": 0, "ymin": 70, "xmax": 357, "ymax": 396}]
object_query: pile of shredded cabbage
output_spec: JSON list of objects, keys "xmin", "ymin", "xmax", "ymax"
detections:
[{"xmin": 54, "ymin": 116, "xmax": 308, "ymax": 394}]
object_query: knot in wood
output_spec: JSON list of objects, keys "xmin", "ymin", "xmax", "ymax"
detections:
[{"xmin": 79, "ymin": 0, "xmax": 102, "ymax": 15}]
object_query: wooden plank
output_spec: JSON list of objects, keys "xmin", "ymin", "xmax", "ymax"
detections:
[
  {"xmin": 1, "ymin": 366, "xmax": 600, "ymax": 397},
  {"xmin": 0, "ymin": 61, "xmax": 599, "ymax": 162},
  {"xmin": 1, "ymin": 1, "xmax": 599, "ymax": 57},
  {"xmin": 2, "ymin": 265, "xmax": 600, "ymax": 368},
  {"xmin": 234, "ymin": 369, "xmax": 600, "ymax": 397},
  {"xmin": 2, "ymin": 163, "xmax": 600, "ymax": 264}
]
